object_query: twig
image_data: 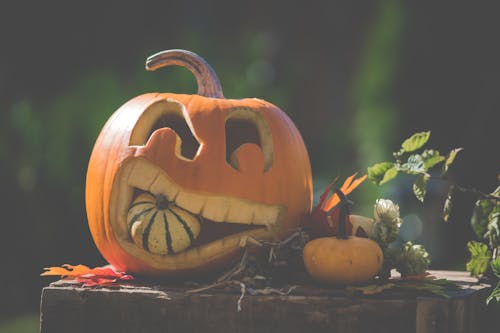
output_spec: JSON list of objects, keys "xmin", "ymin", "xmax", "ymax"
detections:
[
  {"xmin": 247, "ymin": 285, "xmax": 297, "ymax": 296},
  {"xmin": 454, "ymin": 183, "xmax": 500, "ymax": 201},
  {"xmin": 429, "ymin": 176, "xmax": 500, "ymax": 201},
  {"xmin": 216, "ymin": 249, "xmax": 248, "ymax": 283},
  {"xmin": 237, "ymin": 281, "xmax": 246, "ymax": 312},
  {"xmin": 186, "ymin": 280, "xmax": 232, "ymax": 294}
]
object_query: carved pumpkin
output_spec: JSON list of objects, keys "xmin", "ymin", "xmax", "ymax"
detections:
[
  {"xmin": 86, "ymin": 49, "xmax": 312, "ymax": 276},
  {"xmin": 303, "ymin": 191, "xmax": 383, "ymax": 284}
]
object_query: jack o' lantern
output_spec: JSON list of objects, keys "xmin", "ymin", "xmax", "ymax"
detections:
[{"xmin": 86, "ymin": 49, "xmax": 312, "ymax": 276}]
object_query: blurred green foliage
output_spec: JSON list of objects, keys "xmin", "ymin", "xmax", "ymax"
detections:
[
  {"xmin": 351, "ymin": 0, "xmax": 404, "ymax": 215},
  {"xmin": 0, "ymin": 315, "xmax": 38, "ymax": 333}
]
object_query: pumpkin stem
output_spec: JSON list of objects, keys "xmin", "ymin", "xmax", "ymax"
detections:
[
  {"xmin": 155, "ymin": 194, "xmax": 169, "ymax": 210},
  {"xmin": 145, "ymin": 49, "xmax": 224, "ymax": 99},
  {"xmin": 335, "ymin": 189, "xmax": 352, "ymax": 239}
]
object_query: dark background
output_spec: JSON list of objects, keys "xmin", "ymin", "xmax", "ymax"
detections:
[{"xmin": 0, "ymin": 0, "xmax": 498, "ymax": 327}]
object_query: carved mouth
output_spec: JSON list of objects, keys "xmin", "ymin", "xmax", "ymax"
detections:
[{"xmin": 111, "ymin": 158, "xmax": 285, "ymax": 262}]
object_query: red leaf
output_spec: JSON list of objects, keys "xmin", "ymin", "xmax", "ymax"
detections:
[
  {"xmin": 318, "ymin": 176, "xmax": 338, "ymax": 209},
  {"xmin": 41, "ymin": 264, "xmax": 134, "ymax": 287}
]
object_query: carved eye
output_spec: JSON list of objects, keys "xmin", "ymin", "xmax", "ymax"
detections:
[
  {"xmin": 225, "ymin": 108, "xmax": 274, "ymax": 172},
  {"xmin": 129, "ymin": 100, "xmax": 200, "ymax": 160}
]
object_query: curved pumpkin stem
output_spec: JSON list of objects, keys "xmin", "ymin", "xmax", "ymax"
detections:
[{"xmin": 145, "ymin": 49, "xmax": 224, "ymax": 98}]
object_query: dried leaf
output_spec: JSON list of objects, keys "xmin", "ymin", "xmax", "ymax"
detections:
[
  {"xmin": 348, "ymin": 283, "xmax": 397, "ymax": 295},
  {"xmin": 348, "ymin": 275, "xmax": 459, "ymax": 298},
  {"xmin": 41, "ymin": 264, "xmax": 133, "ymax": 287}
]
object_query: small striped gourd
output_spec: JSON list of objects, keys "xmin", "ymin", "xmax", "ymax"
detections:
[{"xmin": 127, "ymin": 193, "xmax": 201, "ymax": 254}]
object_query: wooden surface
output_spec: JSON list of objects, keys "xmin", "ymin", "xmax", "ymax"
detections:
[{"xmin": 40, "ymin": 270, "xmax": 495, "ymax": 333}]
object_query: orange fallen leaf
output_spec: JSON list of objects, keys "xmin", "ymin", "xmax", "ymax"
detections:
[{"xmin": 41, "ymin": 264, "xmax": 133, "ymax": 287}]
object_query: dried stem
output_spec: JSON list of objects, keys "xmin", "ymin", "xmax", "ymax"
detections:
[
  {"xmin": 237, "ymin": 282, "xmax": 246, "ymax": 312},
  {"xmin": 216, "ymin": 249, "xmax": 249, "ymax": 283}
]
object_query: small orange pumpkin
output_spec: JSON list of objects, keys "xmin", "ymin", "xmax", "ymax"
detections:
[
  {"xmin": 303, "ymin": 191, "xmax": 383, "ymax": 285},
  {"xmin": 86, "ymin": 49, "xmax": 312, "ymax": 276}
]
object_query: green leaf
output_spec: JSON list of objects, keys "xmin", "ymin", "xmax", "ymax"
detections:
[
  {"xmin": 491, "ymin": 256, "xmax": 500, "ymax": 277},
  {"xmin": 471, "ymin": 199, "xmax": 492, "ymax": 239},
  {"xmin": 466, "ymin": 241, "xmax": 492, "ymax": 277},
  {"xmin": 413, "ymin": 174, "xmax": 429, "ymax": 202},
  {"xmin": 471, "ymin": 189, "xmax": 499, "ymax": 241},
  {"xmin": 442, "ymin": 186, "xmax": 454, "ymax": 222},
  {"xmin": 347, "ymin": 278, "xmax": 459, "ymax": 298},
  {"xmin": 400, "ymin": 131, "xmax": 431, "ymax": 153},
  {"xmin": 380, "ymin": 166, "xmax": 399, "ymax": 185},
  {"xmin": 399, "ymin": 154, "xmax": 427, "ymax": 175},
  {"xmin": 486, "ymin": 282, "xmax": 500, "ymax": 305},
  {"xmin": 368, "ymin": 162, "xmax": 394, "ymax": 185},
  {"xmin": 400, "ymin": 282, "xmax": 450, "ymax": 298},
  {"xmin": 347, "ymin": 283, "xmax": 397, "ymax": 295},
  {"xmin": 485, "ymin": 204, "xmax": 500, "ymax": 249},
  {"xmin": 441, "ymin": 148, "xmax": 463, "ymax": 175},
  {"xmin": 421, "ymin": 149, "xmax": 445, "ymax": 170}
]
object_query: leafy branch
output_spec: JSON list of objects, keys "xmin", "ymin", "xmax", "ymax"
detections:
[
  {"xmin": 367, "ymin": 131, "xmax": 498, "ymax": 219},
  {"xmin": 367, "ymin": 131, "xmax": 500, "ymax": 304}
]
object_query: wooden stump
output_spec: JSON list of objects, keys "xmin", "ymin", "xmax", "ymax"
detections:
[{"xmin": 40, "ymin": 271, "xmax": 494, "ymax": 333}]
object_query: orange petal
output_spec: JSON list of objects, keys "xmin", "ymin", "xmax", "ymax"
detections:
[
  {"xmin": 323, "ymin": 173, "xmax": 366, "ymax": 211},
  {"xmin": 344, "ymin": 174, "xmax": 367, "ymax": 194},
  {"xmin": 340, "ymin": 173, "xmax": 357, "ymax": 193}
]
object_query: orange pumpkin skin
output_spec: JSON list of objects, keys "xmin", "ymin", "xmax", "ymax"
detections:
[
  {"xmin": 86, "ymin": 51, "xmax": 312, "ymax": 276},
  {"xmin": 303, "ymin": 237, "xmax": 383, "ymax": 285}
]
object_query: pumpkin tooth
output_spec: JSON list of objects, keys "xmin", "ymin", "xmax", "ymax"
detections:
[
  {"xmin": 149, "ymin": 172, "xmax": 179, "ymax": 201},
  {"xmin": 128, "ymin": 160, "xmax": 160, "ymax": 190},
  {"xmin": 123, "ymin": 158, "xmax": 282, "ymax": 231},
  {"xmin": 175, "ymin": 190, "xmax": 206, "ymax": 214},
  {"xmin": 252, "ymin": 205, "xmax": 283, "ymax": 226},
  {"xmin": 225, "ymin": 199, "xmax": 254, "ymax": 224},
  {"xmin": 200, "ymin": 196, "xmax": 231, "ymax": 222}
]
